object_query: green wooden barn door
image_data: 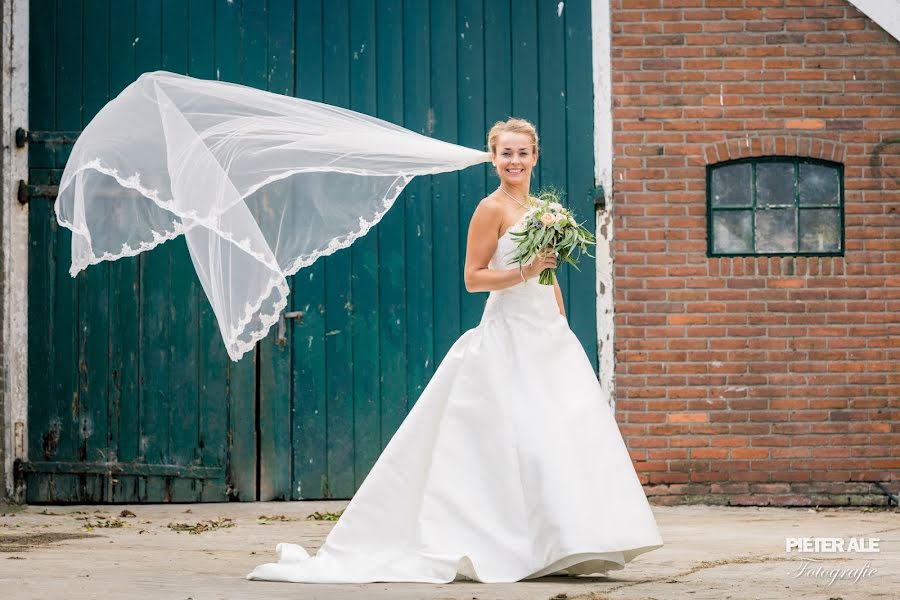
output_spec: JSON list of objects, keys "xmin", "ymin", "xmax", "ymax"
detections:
[
  {"xmin": 273, "ymin": 0, "xmax": 598, "ymax": 500},
  {"xmin": 25, "ymin": 0, "xmax": 596, "ymax": 503},
  {"xmin": 25, "ymin": 0, "xmax": 257, "ymax": 503}
]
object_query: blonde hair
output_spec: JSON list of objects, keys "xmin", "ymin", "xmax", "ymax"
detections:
[{"xmin": 487, "ymin": 118, "xmax": 540, "ymax": 157}]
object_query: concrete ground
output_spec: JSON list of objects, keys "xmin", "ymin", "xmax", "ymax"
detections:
[{"xmin": 0, "ymin": 500, "xmax": 896, "ymax": 600}]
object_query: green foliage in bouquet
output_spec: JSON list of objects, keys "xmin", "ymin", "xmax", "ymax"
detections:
[{"xmin": 506, "ymin": 186, "xmax": 596, "ymax": 285}]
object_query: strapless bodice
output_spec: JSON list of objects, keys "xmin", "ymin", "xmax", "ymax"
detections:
[{"xmin": 481, "ymin": 217, "xmax": 560, "ymax": 325}]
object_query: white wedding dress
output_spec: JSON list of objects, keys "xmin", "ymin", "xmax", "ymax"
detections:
[{"xmin": 246, "ymin": 214, "xmax": 664, "ymax": 584}]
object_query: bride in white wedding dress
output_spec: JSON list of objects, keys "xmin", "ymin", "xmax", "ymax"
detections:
[{"xmin": 246, "ymin": 119, "xmax": 664, "ymax": 584}]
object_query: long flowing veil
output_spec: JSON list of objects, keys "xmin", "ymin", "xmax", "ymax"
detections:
[{"xmin": 55, "ymin": 70, "xmax": 491, "ymax": 361}]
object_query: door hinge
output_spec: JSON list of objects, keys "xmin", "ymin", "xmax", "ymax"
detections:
[
  {"xmin": 18, "ymin": 179, "xmax": 59, "ymax": 205},
  {"xmin": 15, "ymin": 127, "xmax": 81, "ymax": 148}
]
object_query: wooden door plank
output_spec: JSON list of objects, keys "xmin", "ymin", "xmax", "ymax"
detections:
[
  {"xmin": 291, "ymin": 0, "xmax": 328, "ymax": 500},
  {"xmin": 185, "ymin": 0, "xmax": 229, "ymax": 504},
  {"xmin": 26, "ymin": 0, "xmax": 57, "ymax": 503},
  {"xmin": 322, "ymin": 0, "xmax": 355, "ymax": 499},
  {"xmin": 26, "ymin": 170, "xmax": 57, "ymax": 502},
  {"xmin": 134, "ymin": 0, "xmax": 169, "ymax": 503},
  {"xmin": 214, "ymin": 0, "xmax": 258, "ymax": 502},
  {"xmin": 28, "ymin": 0, "xmax": 56, "ymax": 169},
  {"xmin": 51, "ymin": 0, "xmax": 85, "ymax": 502},
  {"xmin": 457, "ymin": 0, "xmax": 488, "ymax": 331},
  {"xmin": 241, "ymin": 0, "xmax": 271, "ymax": 503},
  {"xmin": 163, "ymin": 0, "xmax": 201, "ymax": 503},
  {"xmin": 564, "ymin": 0, "xmax": 599, "ymax": 370},
  {"xmin": 374, "ymin": 0, "xmax": 409, "ymax": 448},
  {"xmin": 402, "ymin": 0, "xmax": 435, "ymax": 412},
  {"xmin": 431, "ymin": 0, "xmax": 462, "ymax": 366},
  {"xmin": 257, "ymin": 0, "xmax": 294, "ymax": 501},
  {"xmin": 107, "ymin": 0, "xmax": 142, "ymax": 503},
  {"xmin": 80, "ymin": 0, "xmax": 112, "ymax": 502},
  {"xmin": 349, "ymin": 0, "xmax": 382, "ymax": 488}
]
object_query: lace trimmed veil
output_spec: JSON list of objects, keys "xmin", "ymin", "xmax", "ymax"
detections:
[{"xmin": 55, "ymin": 70, "xmax": 492, "ymax": 361}]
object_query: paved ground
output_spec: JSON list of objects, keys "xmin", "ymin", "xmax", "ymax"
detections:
[{"xmin": 0, "ymin": 500, "xmax": 896, "ymax": 600}]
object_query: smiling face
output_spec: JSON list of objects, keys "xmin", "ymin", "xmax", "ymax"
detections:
[{"xmin": 491, "ymin": 131, "xmax": 538, "ymax": 188}]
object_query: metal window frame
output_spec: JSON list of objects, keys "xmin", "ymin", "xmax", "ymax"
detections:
[{"xmin": 706, "ymin": 155, "xmax": 845, "ymax": 258}]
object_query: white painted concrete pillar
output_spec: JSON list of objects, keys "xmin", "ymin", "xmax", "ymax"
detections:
[
  {"xmin": 1, "ymin": 0, "xmax": 29, "ymax": 503},
  {"xmin": 591, "ymin": 0, "xmax": 615, "ymax": 409}
]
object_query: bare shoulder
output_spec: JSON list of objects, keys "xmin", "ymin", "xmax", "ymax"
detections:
[
  {"xmin": 469, "ymin": 195, "xmax": 504, "ymax": 233},
  {"xmin": 477, "ymin": 193, "xmax": 504, "ymax": 214}
]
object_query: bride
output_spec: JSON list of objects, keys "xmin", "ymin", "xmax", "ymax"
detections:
[{"xmin": 246, "ymin": 118, "xmax": 664, "ymax": 584}]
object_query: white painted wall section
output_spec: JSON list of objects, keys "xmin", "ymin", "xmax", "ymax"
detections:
[
  {"xmin": 1, "ymin": 0, "xmax": 29, "ymax": 502},
  {"xmin": 846, "ymin": 0, "xmax": 900, "ymax": 43},
  {"xmin": 591, "ymin": 0, "xmax": 615, "ymax": 409}
]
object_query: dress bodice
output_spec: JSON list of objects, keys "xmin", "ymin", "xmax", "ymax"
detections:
[{"xmin": 481, "ymin": 215, "xmax": 561, "ymax": 325}]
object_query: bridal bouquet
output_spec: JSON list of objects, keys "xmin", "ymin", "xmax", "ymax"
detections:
[{"xmin": 507, "ymin": 188, "xmax": 596, "ymax": 285}]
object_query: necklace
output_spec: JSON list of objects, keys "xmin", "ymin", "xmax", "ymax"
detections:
[{"xmin": 498, "ymin": 185, "xmax": 532, "ymax": 209}]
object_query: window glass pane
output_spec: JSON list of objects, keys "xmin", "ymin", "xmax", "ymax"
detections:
[
  {"xmin": 712, "ymin": 210, "xmax": 753, "ymax": 253},
  {"xmin": 799, "ymin": 208, "xmax": 841, "ymax": 252},
  {"xmin": 755, "ymin": 208, "xmax": 797, "ymax": 252},
  {"xmin": 799, "ymin": 163, "xmax": 839, "ymax": 207},
  {"xmin": 711, "ymin": 162, "xmax": 751, "ymax": 207},
  {"xmin": 708, "ymin": 158, "xmax": 843, "ymax": 256},
  {"xmin": 756, "ymin": 162, "xmax": 795, "ymax": 207}
]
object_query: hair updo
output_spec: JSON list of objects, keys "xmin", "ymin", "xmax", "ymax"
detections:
[{"xmin": 486, "ymin": 118, "xmax": 540, "ymax": 157}]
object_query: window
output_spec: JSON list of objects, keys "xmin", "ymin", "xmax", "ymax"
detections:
[{"xmin": 707, "ymin": 157, "xmax": 844, "ymax": 257}]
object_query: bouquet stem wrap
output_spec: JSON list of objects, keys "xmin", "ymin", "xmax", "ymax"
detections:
[{"xmin": 55, "ymin": 71, "xmax": 491, "ymax": 361}]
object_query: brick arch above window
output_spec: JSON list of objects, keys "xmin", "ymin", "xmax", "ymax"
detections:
[{"xmin": 702, "ymin": 136, "xmax": 846, "ymax": 166}]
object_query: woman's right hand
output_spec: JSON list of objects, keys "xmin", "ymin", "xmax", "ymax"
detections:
[{"xmin": 523, "ymin": 247, "xmax": 557, "ymax": 279}]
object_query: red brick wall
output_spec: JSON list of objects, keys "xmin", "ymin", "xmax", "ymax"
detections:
[{"xmin": 610, "ymin": 0, "xmax": 899, "ymax": 506}]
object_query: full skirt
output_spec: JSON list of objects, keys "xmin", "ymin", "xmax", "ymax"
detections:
[{"xmin": 246, "ymin": 282, "xmax": 663, "ymax": 583}]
